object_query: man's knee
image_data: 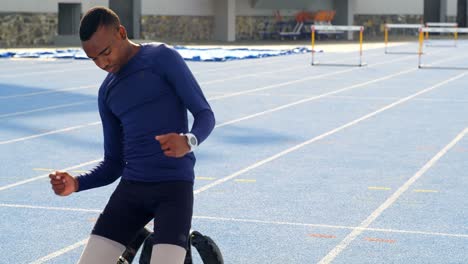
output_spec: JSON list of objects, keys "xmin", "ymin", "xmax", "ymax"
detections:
[
  {"xmin": 77, "ymin": 234, "xmax": 126, "ymax": 264},
  {"xmin": 150, "ymin": 244, "xmax": 186, "ymax": 264}
]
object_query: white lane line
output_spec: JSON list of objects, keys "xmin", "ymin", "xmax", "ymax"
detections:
[
  {"xmin": 198, "ymin": 52, "xmax": 386, "ymax": 85},
  {"xmin": 0, "ymin": 50, "xmax": 458, "ymax": 168},
  {"xmin": 0, "ymin": 56, "xmax": 416, "ymax": 145},
  {"xmin": 195, "ymin": 72, "xmax": 468, "ymax": 196},
  {"xmin": 326, "ymin": 95, "xmax": 468, "ymax": 104},
  {"xmin": 0, "ymin": 52, "xmax": 458, "ymax": 146},
  {"xmin": 0, "ymin": 52, "xmax": 379, "ymax": 120},
  {"xmin": 214, "ymin": 67, "xmax": 416, "ymax": 128},
  {"xmin": 241, "ymin": 94, "xmax": 468, "ymax": 104},
  {"xmin": 199, "ymin": 64, "xmax": 308, "ymax": 85},
  {"xmin": 207, "ymin": 66, "xmax": 355, "ymax": 93},
  {"xmin": 208, "ymin": 55, "xmax": 416, "ymax": 101},
  {"xmin": 20, "ymin": 70, "xmax": 466, "ymax": 260},
  {"xmin": 192, "ymin": 216, "xmax": 468, "ymax": 239},
  {"xmin": 0, "ymin": 159, "xmax": 101, "ymax": 192},
  {"xmin": 0, "ymin": 52, "xmax": 384, "ymax": 120},
  {"xmin": 0, "ymin": 121, "xmax": 101, "ymax": 145},
  {"xmin": 0, "ymin": 50, "xmax": 378, "ymax": 101},
  {"xmin": 208, "ymin": 48, "xmax": 463, "ymax": 101},
  {"xmin": 318, "ymin": 126, "xmax": 468, "ymax": 264},
  {"xmin": 0, "ymin": 50, "xmax": 461, "ymax": 148},
  {"xmin": 16, "ymin": 49, "xmax": 463, "ymax": 263},
  {"xmin": 2, "ymin": 203, "xmax": 467, "ymax": 239},
  {"xmin": 190, "ymin": 49, "xmax": 339, "ymax": 75},
  {"xmin": 0, "ymin": 100, "xmax": 95, "ymax": 119},
  {"xmin": 0, "ymin": 67, "xmax": 94, "ymax": 78},
  {"xmin": 3, "ymin": 71, "xmax": 464, "ymax": 246},
  {"xmin": 29, "ymin": 239, "xmax": 88, "ymax": 264},
  {"xmin": 0, "ymin": 49, "xmax": 371, "ymax": 100},
  {"xmin": 0, "ymin": 85, "xmax": 98, "ymax": 100},
  {"xmin": 0, "ymin": 203, "xmax": 101, "ymax": 213}
]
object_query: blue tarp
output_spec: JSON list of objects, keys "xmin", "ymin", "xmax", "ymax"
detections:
[
  {"xmin": 173, "ymin": 46, "xmax": 311, "ymax": 61},
  {"xmin": 0, "ymin": 46, "xmax": 311, "ymax": 61}
]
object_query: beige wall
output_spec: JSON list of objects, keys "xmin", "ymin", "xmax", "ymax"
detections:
[
  {"xmin": 0, "ymin": 0, "xmax": 460, "ymax": 17},
  {"xmin": 142, "ymin": 0, "xmax": 214, "ymax": 15},
  {"xmin": 0, "ymin": 0, "xmax": 107, "ymax": 13},
  {"xmin": 353, "ymin": 0, "xmax": 457, "ymax": 16},
  {"xmin": 236, "ymin": 0, "xmax": 299, "ymax": 16},
  {"xmin": 354, "ymin": 0, "xmax": 423, "ymax": 15}
]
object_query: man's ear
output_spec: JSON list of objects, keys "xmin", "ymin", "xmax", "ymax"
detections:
[{"xmin": 118, "ymin": 25, "xmax": 127, "ymax": 40}]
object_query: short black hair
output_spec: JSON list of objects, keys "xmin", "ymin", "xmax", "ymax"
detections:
[{"xmin": 79, "ymin": 6, "xmax": 120, "ymax": 41}]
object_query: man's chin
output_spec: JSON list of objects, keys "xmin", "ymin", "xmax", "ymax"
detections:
[{"xmin": 106, "ymin": 66, "xmax": 119, "ymax": 73}]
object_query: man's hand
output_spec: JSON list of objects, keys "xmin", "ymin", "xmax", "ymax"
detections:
[
  {"xmin": 49, "ymin": 171, "xmax": 78, "ymax": 196},
  {"xmin": 155, "ymin": 133, "xmax": 190, "ymax": 158}
]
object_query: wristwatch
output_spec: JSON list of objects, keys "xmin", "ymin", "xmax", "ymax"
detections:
[{"xmin": 182, "ymin": 133, "xmax": 198, "ymax": 152}]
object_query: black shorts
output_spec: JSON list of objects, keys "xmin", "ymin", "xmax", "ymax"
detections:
[{"xmin": 91, "ymin": 179, "xmax": 193, "ymax": 249}]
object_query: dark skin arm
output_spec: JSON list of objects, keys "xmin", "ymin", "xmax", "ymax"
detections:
[
  {"xmin": 49, "ymin": 171, "xmax": 78, "ymax": 196},
  {"xmin": 49, "ymin": 133, "xmax": 188, "ymax": 196},
  {"xmin": 155, "ymin": 133, "xmax": 190, "ymax": 158},
  {"xmin": 49, "ymin": 134, "xmax": 187, "ymax": 196}
]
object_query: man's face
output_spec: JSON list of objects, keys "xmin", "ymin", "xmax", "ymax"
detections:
[{"xmin": 82, "ymin": 25, "xmax": 127, "ymax": 73}]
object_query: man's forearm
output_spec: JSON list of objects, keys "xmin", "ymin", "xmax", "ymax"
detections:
[{"xmin": 75, "ymin": 156, "xmax": 124, "ymax": 191}]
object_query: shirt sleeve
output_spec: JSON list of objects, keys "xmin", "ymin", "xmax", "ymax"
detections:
[
  {"xmin": 75, "ymin": 91, "xmax": 125, "ymax": 192},
  {"xmin": 158, "ymin": 45, "xmax": 215, "ymax": 144}
]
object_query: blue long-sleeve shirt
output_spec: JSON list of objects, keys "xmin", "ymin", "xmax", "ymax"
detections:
[{"xmin": 76, "ymin": 43, "xmax": 215, "ymax": 191}]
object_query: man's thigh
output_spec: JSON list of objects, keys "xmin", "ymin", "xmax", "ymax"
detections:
[
  {"xmin": 152, "ymin": 181, "xmax": 194, "ymax": 249},
  {"xmin": 92, "ymin": 180, "xmax": 154, "ymax": 246}
]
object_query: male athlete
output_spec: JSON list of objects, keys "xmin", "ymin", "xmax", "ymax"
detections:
[{"xmin": 49, "ymin": 6, "xmax": 215, "ymax": 264}]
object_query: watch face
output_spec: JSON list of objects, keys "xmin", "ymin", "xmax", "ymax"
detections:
[{"xmin": 189, "ymin": 137, "xmax": 197, "ymax": 146}]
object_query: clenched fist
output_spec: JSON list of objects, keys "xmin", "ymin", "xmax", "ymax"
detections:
[
  {"xmin": 155, "ymin": 133, "xmax": 190, "ymax": 158},
  {"xmin": 49, "ymin": 171, "xmax": 78, "ymax": 196}
]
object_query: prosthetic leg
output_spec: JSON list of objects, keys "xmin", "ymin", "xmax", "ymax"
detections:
[
  {"xmin": 132, "ymin": 228, "xmax": 224, "ymax": 264},
  {"xmin": 118, "ymin": 227, "xmax": 152, "ymax": 264},
  {"xmin": 189, "ymin": 231, "xmax": 224, "ymax": 264}
]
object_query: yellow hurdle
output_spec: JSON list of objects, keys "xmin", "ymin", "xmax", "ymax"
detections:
[
  {"xmin": 418, "ymin": 26, "xmax": 468, "ymax": 68},
  {"xmin": 425, "ymin": 22, "xmax": 458, "ymax": 43},
  {"xmin": 384, "ymin": 25, "xmax": 388, "ymax": 53},
  {"xmin": 418, "ymin": 28, "xmax": 424, "ymax": 68},
  {"xmin": 310, "ymin": 25, "xmax": 365, "ymax": 66},
  {"xmin": 311, "ymin": 28, "xmax": 315, "ymax": 64},
  {"xmin": 384, "ymin": 24, "xmax": 423, "ymax": 54},
  {"xmin": 359, "ymin": 27, "xmax": 363, "ymax": 66}
]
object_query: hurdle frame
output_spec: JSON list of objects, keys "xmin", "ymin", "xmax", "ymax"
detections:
[
  {"xmin": 424, "ymin": 22, "xmax": 458, "ymax": 44},
  {"xmin": 418, "ymin": 26, "xmax": 468, "ymax": 68},
  {"xmin": 384, "ymin": 24, "xmax": 423, "ymax": 54},
  {"xmin": 310, "ymin": 25, "xmax": 366, "ymax": 66}
]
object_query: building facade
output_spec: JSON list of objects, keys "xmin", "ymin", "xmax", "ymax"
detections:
[{"xmin": 0, "ymin": 0, "xmax": 464, "ymax": 48}]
